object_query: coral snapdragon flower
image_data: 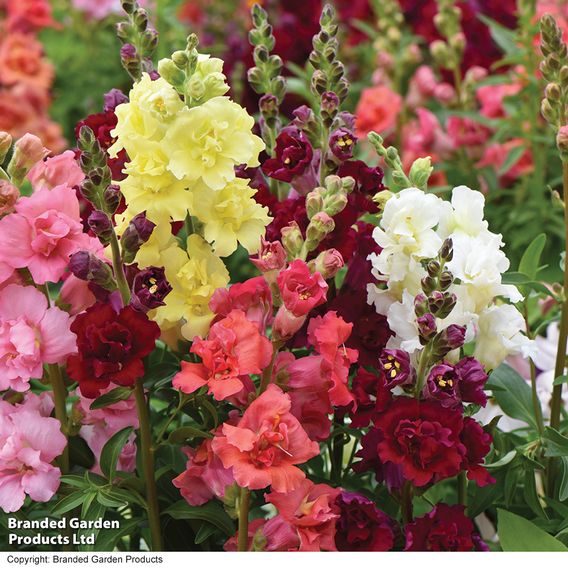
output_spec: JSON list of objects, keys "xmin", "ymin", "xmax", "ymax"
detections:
[{"xmin": 212, "ymin": 385, "xmax": 320, "ymax": 492}]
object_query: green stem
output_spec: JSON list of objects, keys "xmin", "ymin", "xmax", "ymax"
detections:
[
  {"xmin": 48, "ymin": 363, "xmax": 69, "ymax": 473},
  {"xmin": 109, "ymin": 231, "xmax": 130, "ymax": 306},
  {"xmin": 155, "ymin": 394, "xmax": 186, "ymax": 445},
  {"xmin": 524, "ymin": 304, "xmax": 545, "ymax": 436},
  {"xmin": 414, "ymin": 345, "xmax": 431, "ymax": 398},
  {"xmin": 330, "ymin": 414, "xmax": 345, "ymax": 484},
  {"xmin": 237, "ymin": 487, "xmax": 251, "ymax": 552},
  {"xmin": 134, "ymin": 380, "xmax": 162, "ymax": 551},
  {"xmin": 550, "ymin": 161, "xmax": 568, "ymax": 432},
  {"xmin": 400, "ymin": 482, "xmax": 414, "ymax": 525}
]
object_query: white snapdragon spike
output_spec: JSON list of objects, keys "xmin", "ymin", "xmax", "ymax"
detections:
[
  {"xmin": 368, "ymin": 188, "xmax": 443, "ymax": 295},
  {"xmin": 367, "ymin": 184, "xmax": 533, "ymax": 367},
  {"xmin": 474, "ymin": 304, "xmax": 536, "ymax": 370}
]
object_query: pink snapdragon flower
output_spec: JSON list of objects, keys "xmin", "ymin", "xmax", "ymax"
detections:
[
  {"xmin": 0, "ymin": 184, "xmax": 93, "ymax": 284},
  {"xmin": 174, "ymin": 436, "xmax": 235, "ymax": 506},
  {"xmin": 0, "ymin": 284, "xmax": 76, "ymax": 392},
  {"xmin": 27, "ymin": 150, "xmax": 85, "ymax": 191},
  {"xmin": 264, "ymin": 480, "xmax": 341, "ymax": 551},
  {"xmin": 0, "ymin": 392, "xmax": 66, "ymax": 512},
  {"xmin": 75, "ymin": 388, "xmax": 139, "ymax": 474},
  {"xmin": 212, "ymin": 385, "xmax": 320, "ymax": 492},
  {"xmin": 173, "ymin": 309, "xmax": 273, "ymax": 401}
]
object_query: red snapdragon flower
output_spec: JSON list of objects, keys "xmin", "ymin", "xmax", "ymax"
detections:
[
  {"xmin": 173, "ymin": 310, "xmax": 273, "ymax": 401},
  {"xmin": 404, "ymin": 504, "xmax": 488, "ymax": 551},
  {"xmin": 211, "ymin": 385, "xmax": 320, "ymax": 492},
  {"xmin": 277, "ymin": 260, "xmax": 328, "ymax": 317},
  {"xmin": 67, "ymin": 303, "xmax": 160, "ymax": 398}
]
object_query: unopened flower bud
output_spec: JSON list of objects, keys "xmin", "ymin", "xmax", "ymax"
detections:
[
  {"xmin": 273, "ymin": 306, "xmax": 306, "ymax": 341},
  {"xmin": 320, "ymin": 91, "xmax": 340, "ymax": 122},
  {"xmin": 432, "ymin": 324, "xmax": 466, "ymax": 358},
  {"xmin": 104, "ymin": 184, "xmax": 122, "ymax": 214},
  {"xmin": 323, "ymin": 192, "xmax": 348, "ymax": 217},
  {"xmin": 87, "ymin": 211, "xmax": 113, "ymax": 245},
  {"xmin": 417, "ymin": 313, "xmax": 437, "ymax": 343},
  {"xmin": 133, "ymin": 7, "xmax": 148, "ymax": 31},
  {"xmin": 121, "ymin": 212, "xmax": 155, "ymax": 263},
  {"xmin": 251, "ymin": 237, "xmax": 287, "ymax": 273},
  {"xmin": 545, "ymin": 82, "xmax": 561, "ymax": 102},
  {"xmin": 306, "ymin": 212, "xmax": 335, "ymax": 251},
  {"xmin": 0, "ymin": 180, "xmax": 19, "ymax": 215},
  {"xmin": 440, "ymin": 238, "xmax": 453, "ymax": 261},
  {"xmin": 69, "ymin": 251, "xmax": 116, "ymax": 290},
  {"xmin": 312, "ymin": 248, "xmax": 343, "ymax": 279},
  {"xmin": 281, "ymin": 221, "xmax": 304, "ymax": 258},
  {"xmin": 0, "ymin": 131, "xmax": 12, "ymax": 163},
  {"xmin": 7, "ymin": 134, "xmax": 49, "ymax": 185},
  {"xmin": 428, "ymin": 290, "xmax": 445, "ymax": 313},
  {"xmin": 426, "ymin": 260, "xmax": 441, "ymax": 278},
  {"xmin": 414, "ymin": 293, "xmax": 429, "ymax": 316},
  {"xmin": 439, "ymin": 270, "xmax": 453, "ymax": 290},
  {"xmin": 557, "ymin": 125, "xmax": 568, "ymax": 160},
  {"xmin": 436, "ymin": 292, "xmax": 457, "ymax": 319},
  {"xmin": 157, "ymin": 58, "xmax": 185, "ymax": 87},
  {"xmin": 421, "ymin": 275, "xmax": 437, "ymax": 295},
  {"xmin": 408, "ymin": 157, "xmax": 433, "ymax": 189},
  {"xmin": 306, "ymin": 189, "xmax": 324, "ymax": 219},
  {"xmin": 373, "ymin": 189, "xmax": 393, "ymax": 211},
  {"xmin": 131, "ymin": 266, "xmax": 172, "ymax": 312},
  {"xmin": 259, "ymin": 94, "xmax": 279, "ymax": 119},
  {"xmin": 430, "ymin": 40, "xmax": 448, "ymax": 64}
]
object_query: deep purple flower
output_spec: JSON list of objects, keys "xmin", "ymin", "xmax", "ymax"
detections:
[
  {"xmin": 68, "ymin": 251, "xmax": 115, "ymax": 290},
  {"xmin": 87, "ymin": 210, "xmax": 113, "ymax": 244},
  {"xmin": 121, "ymin": 212, "xmax": 155, "ymax": 263},
  {"xmin": 329, "ymin": 128, "xmax": 357, "ymax": 161},
  {"xmin": 103, "ymin": 89, "xmax": 128, "ymax": 112},
  {"xmin": 379, "ymin": 349, "xmax": 414, "ymax": 388},
  {"xmin": 131, "ymin": 266, "xmax": 172, "ymax": 312},
  {"xmin": 455, "ymin": 357, "xmax": 489, "ymax": 406},
  {"xmin": 261, "ymin": 125, "xmax": 314, "ymax": 182},
  {"xmin": 335, "ymin": 491, "xmax": 396, "ymax": 551},
  {"xmin": 417, "ymin": 313, "xmax": 437, "ymax": 341},
  {"xmin": 404, "ymin": 504, "xmax": 487, "ymax": 551}
]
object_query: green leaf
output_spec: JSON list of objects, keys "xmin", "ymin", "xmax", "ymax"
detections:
[
  {"xmin": 554, "ymin": 375, "xmax": 568, "ymax": 386},
  {"xmin": 59, "ymin": 474, "xmax": 90, "ymax": 489},
  {"xmin": 194, "ymin": 523, "xmax": 218, "ymax": 544},
  {"xmin": 524, "ymin": 469, "xmax": 547, "ymax": 518},
  {"xmin": 99, "ymin": 427, "xmax": 134, "ymax": 481},
  {"xmin": 51, "ymin": 491, "xmax": 87, "ymax": 516},
  {"xmin": 498, "ymin": 144, "xmax": 526, "ymax": 176},
  {"xmin": 544, "ymin": 427, "xmax": 568, "ymax": 457},
  {"xmin": 518, "ymin": 234, "xmax": 547, "ymax": 280},
  {"xmin": 162, "ymin": 500, "xmax": 235, "ymax": 536},
  {"xmin": 497, "ymin": 509, "xmax": 568, "ymax": 551},
  {"xmin": 477, "ymin": 15, "xmax": 517, "ymax": 55},
  {"xmin": 559, "ymin": 457, "xmax": 568, "ymax": 502},
  {"xmin": 486, "ymin": 364, "xmax": 538, "ymax": 430},
  {"xmin": 93, "ymin": 518, "xmax": 141, "ymax": 552},
  {"xmin": 96, "ymin": 490, "xmax": 128, "ymax": 508},
  {"xmin": 486, "ymin": 450, "xmax": 517, "ymax": 470},
  {"xmin": 168, "ymin": 426, "xmax": 213, "ymax": 444},
  {"xmin": 89, "ymin": 387, "xmax": 134, "ymax": 410}
]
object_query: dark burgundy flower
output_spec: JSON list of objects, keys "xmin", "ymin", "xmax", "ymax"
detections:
[
  {"xmin": 353, "ymin": 428, "xmax": 404, "ymax": 491},
  {"xmin": 329, "ymin": 128, "xmax": 357, "ymax": 161},
  {"xmin": 331, "ymin": 289, "xmax": 392, "ymax": 366},
  {"xmin": 379, "ymin": 349, "xmax": 414, "ymax": 388},
  {"xmin": 131, "ymin": 266, "xmax": 172, "ymax": 312},
  {"xmin": 335, "ymin": 491, "xmax": 396, "ymax": 551},
  {"xmin": 337, "ymin": 160, "xmax": 385, "ymax": 195},
  {"xmin": 375, "ymin": 398, "xmax": 465, "ymax": 486},
  {"xmin": 424, "ymin": 358, "xmax": 488, "ymax": 409},
  {"xmin": 405, "ymin": 504, "xmax": 487, "ymax": 551},
  {"xmin": 460, "ymin": 417, "xmax": 494, "ymax": 486},
  {"xmin": 350, "ymin": 369, "xmax": 392, "ymax": 428},
  {"xmin": 68, "ymin": 251, "xmax": 115, "ymax": 290},
  {"xmin": 262, "ymin": 126, "xmax": 314, "ymax": 182},
  {"xmin": 75, "ymin": 111, "xmax": 128, "ymax": 181},
  {"xmin": 67, "ymin": 303, "xmax": 160, "ymax": 398}
]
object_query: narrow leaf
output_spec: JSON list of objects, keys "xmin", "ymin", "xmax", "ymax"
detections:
[{"xmin": 99, "ymin": 427, "xmax": 134, "ymax": 481}]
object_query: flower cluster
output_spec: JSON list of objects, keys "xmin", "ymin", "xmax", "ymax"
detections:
[{"xmin": 0, "ymin": 0, "xmax": 65, "ymax": 152}]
